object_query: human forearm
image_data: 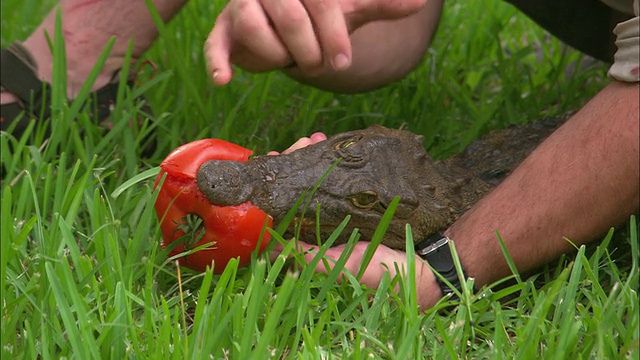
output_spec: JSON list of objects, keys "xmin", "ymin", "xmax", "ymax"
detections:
[
  {"xmin": 445, "ymin": 81, "xmax": 640, "ymax": 287},
  {"xmin": 20, "ymin": 0, "xmax": 187, "ymax": 97},
  {"xmin": 284, "ymin": 0, "xmax": 443, "ymax": 93}
]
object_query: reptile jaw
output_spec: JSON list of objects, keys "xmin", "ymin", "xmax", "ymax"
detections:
[{"xmin": 279, "ymin": 214, "xmax": 407, "ymax": 248}]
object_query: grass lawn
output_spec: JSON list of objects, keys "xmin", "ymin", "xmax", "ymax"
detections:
[{"xmin": 2, "ymin": 0, "xmax": 638, "ymax": 358}]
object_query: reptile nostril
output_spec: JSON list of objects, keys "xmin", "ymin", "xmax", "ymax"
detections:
[{"xmin": 197, "ymin": 160, "xmax": 254, "ymax": 206}]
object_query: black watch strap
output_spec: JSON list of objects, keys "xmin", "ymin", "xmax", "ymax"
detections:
[{"xmin": 415, "ymin": 232, "xmax": 467, "ymax": 298}]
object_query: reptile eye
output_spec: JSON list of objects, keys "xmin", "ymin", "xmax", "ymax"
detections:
[
  {"xmin": 334, "ymin": 140, "xmax": 355, "ymax": 150},
  {"xmin": 349, "ymin": 191, "xmax": 379, "ymax": 209},
  {"xmin": 333, "ymin": 135, "xmax": 362, "ymax": 150}
]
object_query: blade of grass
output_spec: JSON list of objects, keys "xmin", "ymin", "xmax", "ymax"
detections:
[{"xmin": 356, "ymin": 196, "xmax": 400, "ymax": 280}]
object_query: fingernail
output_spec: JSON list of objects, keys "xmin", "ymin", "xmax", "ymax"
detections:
[
  {"xmin": 212, "ymin": 69, "xmax": 219, "ymax": 79},
  {"xmin": 333, "ymin": 54, "xmax": 350, "ymax": 70}
]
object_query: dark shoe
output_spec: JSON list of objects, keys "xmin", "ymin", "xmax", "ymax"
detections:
[
  {"xmin": 0, "ymin": 42, "xmax": 51, "ymax": 135},
  {"xmin": 0, "ymin": 42, "xmax": 155, "ymax": 154}
]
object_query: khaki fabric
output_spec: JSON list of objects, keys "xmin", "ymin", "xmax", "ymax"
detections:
[{"xmin": 604, "ymin": 0, "xmax": 639, "ymax": 82}]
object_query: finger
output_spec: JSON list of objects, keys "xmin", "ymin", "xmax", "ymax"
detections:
[
  {"xmin": 282, "ymin": 136, "xmax": 313, "ymax": 154},
  {"xmin": 292, "ymin": 242, "xmax": 365, "ymax": 280},
  {"xmin": 309, "ymin": 132, "xmax": 327, "ymax": 144},
  {"xmin": 267, "ymin": 132, "xmax": 326, "ymax": 156},
  {"xmin": 268, "ymin": 239, "xmax": 322, "ymax": 264},
  {"xmin": 324, "ymin": 242, "xmax": 408, "ymax": 289},
  {"xmin": 297, "ymin": 241, "xmax": 336, "ymax": 274},
  {"xmin": 229, "ymin": 0, "xmax": 293, "ymax": 71},
  {"xmin": 353, "ymin": 246, "xmax": 405, "ymax": 289},
  {"xmin": 285, "ymin": 132, "xmax": 326, "ymax": 151},
  {"xmin": 262, "ymin": 0, "xmax": 323, "ymax": 71},
  {"xmin": 205, "ymin": 11, "xmax": 234, "ymax": 85},
  {"xmin": 289, "ymin": 239, "xmax": 440, "ymax": 310},
  {"xmin": 301, "ymin": 0, "xmax": 352, "ymax": 70}
]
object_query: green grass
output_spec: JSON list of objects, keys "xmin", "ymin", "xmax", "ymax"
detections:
[{"xmin": 2, "ymin": 0, "xmax": 638, "ymax": 358}]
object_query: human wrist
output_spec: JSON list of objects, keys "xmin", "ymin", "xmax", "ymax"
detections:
[{"xmin": 415, "ymin": 232, "xmax": 472, "ymax": 300}]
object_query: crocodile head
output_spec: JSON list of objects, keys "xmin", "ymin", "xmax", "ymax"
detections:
[{"xmin": 197, "ymin": 126, "xmax": 484, "ymax": 249}]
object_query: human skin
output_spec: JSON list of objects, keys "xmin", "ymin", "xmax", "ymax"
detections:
[
  {"xmin": 283, "ymin": 2, "xmax": 443, "ymax": 93},
  {"xmin": 206, "ymin": 0, "xmax": 438, "ymax": 92},
  {"xmin": 271, "ymin": 79, "xmax": 639, "ymax": 311},
  {"xmin": 6, "ymin": 0, "xmax": 637, "ymax": 310},
  {"xmin": 208, "ymin": 0, "xmax": 639, "ymax": 309},
  {"xmin": 0, "ymin": 0, "xmax": 187, "ymax": 105},
  {"xmin": 2, "ymin": 0, "xmax": 435, "ymax": 100},
  {"xmin": 446, "ymin": 81, "xmax": 639, "ymax": 289}
]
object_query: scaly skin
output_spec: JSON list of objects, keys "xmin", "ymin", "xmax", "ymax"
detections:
[{"xmin": 197, "ymin": 117, "xmax": 565, "ymax": 249}]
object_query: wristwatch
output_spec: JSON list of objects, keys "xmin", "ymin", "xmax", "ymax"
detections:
[{"xmin": 414, "ymin": 232, "xmax": 467, "ymax": 298}]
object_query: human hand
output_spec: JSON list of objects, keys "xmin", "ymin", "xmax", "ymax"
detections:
[
  {"xmin": 205, "ymin": 0, "xmax": 427, "ymax": 85},
  {"xmin": 273, "ymin": 240, "xmax": 443, "ymax": 310},
  {"xmin": 267, "ymin": 131, "xmax": 327, "ymax": 155}
]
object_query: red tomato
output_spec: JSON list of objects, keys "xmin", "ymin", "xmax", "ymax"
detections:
[{"xmin": 154, "ymin": 139, "xmax": 272, "ymax": 273}]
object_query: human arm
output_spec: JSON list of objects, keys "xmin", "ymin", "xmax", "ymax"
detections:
[
  {"xmin": 277, "ymin": 81, "xmax": 639, "ymax": 310},
  {"xmin": 445, "ymin": 81, "xmax": 639, "ymax": 289},
  {"xmin": 364, "ymin": 81, "xmax": 637, "ymax": 309}
]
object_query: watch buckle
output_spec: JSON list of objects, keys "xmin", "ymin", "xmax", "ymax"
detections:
[{"xmin": 416, "ymin": 236, "xmax": 449, "ymax": 257}]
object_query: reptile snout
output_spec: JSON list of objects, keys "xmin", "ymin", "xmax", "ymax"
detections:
[{"xmin": 197, "ymin": 160, "xmax": 255, "ymax": 206}]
